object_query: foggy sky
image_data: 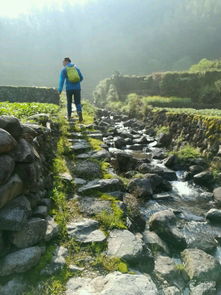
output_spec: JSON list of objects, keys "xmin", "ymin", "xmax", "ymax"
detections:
[{"xmin": 0, "ymin": 0, "xmax": 221, "ymax": 98}]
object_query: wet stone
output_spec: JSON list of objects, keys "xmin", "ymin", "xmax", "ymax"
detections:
[
  {"xmin": 213, "ymin": 187, "xmax": 221, "ymax": 207},
  {"xmin": 181, "ymin": 248, "xmax": 221, "ymax": 282},
  {"xmin": 143, "ymin": 230, "xmax": 170, "ymax": 255},
  {"xmin": 206, "ymin": 209, "xmax": 221, "ymax": 223},
  {"xmin": 75, "ymin": 178, "xmax": 87, "ymax": 185},
  {"xmin": 78, "ymin": 178, "xmax": 124, "ymax": 195}
]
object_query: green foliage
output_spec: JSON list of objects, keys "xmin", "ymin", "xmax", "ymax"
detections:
[
  {"xmin": 94, "ymin": 255, "xmax": 128, "ymax": 273},
  {"xmin": 142, "ymin": 95, "xmax": 192, "ymax": 107},
  {"xmin": 172, "ymin": 144, "xmax": 202, "ymax": 160},
  {"xmin": 95, "ymin": 202, "xmax": 127, "ymax": 230},
  {"xmin": 189, "ymin": 58, "xmax": 221, "ymax": 72},
  {"xmin": 0, "ymin": 102, "xmax": 59, "ymax": 119},
  {"xmin": 159, "ymin": 107, "xmax": 221, "ymax": 118}
]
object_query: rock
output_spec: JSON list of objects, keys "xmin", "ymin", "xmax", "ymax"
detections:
[
  {"xmin": 16, "ymin": 162, "xmax": 40, "ymax": 191},
  {"xmin": 10, "ymin": 218, "xmax": 47, "ymax": 248},
  {"xmin": 123, "ymin": 193, "xmax": 146, "ymax": 232},
  {"xmin": 113, "ymin": 136, "xmax": 126, "ymax": 149},
  {"xmin": 0, "ymin": 174, "xmax": 24, "ymax": 209},
  {"xmin": 193, "ymin": 171, "xmax": 214, "ymax": 188},
  {"xmin": 74, "ymin": 160, "xmax": 102, "ymax": 180},
  {"xmin": 78, "ymin": 178, "xmax": 125, "ymax": 195},
  {"xmin": 154, "ymin": 256, "xmax": 186, "ymax": 289},
  {"xmin": 68, "ymin": 265, "xmax": 84, "ymax": 272},
  {"xmin": 206, "ymin": 209, "xmax": 221, "ymax": 223},
  {"xmin": 65, "ymin": 271, "xmax": 158, "ymax": 295},
  {"xmin": 0, "ymin": 196, "xmax": 31, "ymax": 231},
  {"xmin": 213, "ymin": 187, "xmax": 221, "ymax": 207},
  {"xmin": 11, "ymin": 139, "xmax": 36, "ymax": 163},
  {"xmin": 0, "ymin": 155, "xmax": 15, "ymax": 185},
  {"xmin": 0, "ymin": 246, "xmax": 42, "ymax": 276},
  {"xmin": 0, "ymin": 128, "xmax": 17, "ymax": 154},
  {"xmin": 0, "ymin": 116, "xmax": 22, "ymax": 139},
  {"xmin": 181, "ymin": 248, "xmax": 221, "ymax": 282},
  {"xmin": 189, "ymin": 281, "xmax": 216, "ymax": 295},
  {"xmin": 149, "ymin": 210, "xmax": 187, "ymax": 250},
  {"xmin": 21, "ymin": 123, "xmax": 38, "ymax": 141},
  {"xmin": 75, "ymin": 178, "xmax": 87, "ymax": 185},
  {"xmin": 32, "ymin": 205, "xmax": 48, "ymax": 218},
  {"xmin": 107, "ymin": 229, "xmax": 154, "ymax": 272},
  {"xmin": 144, "ymin": 173, "xmax": 172, "ymax": 193},
  {"xmin": 0, "ymin": 277, "xmax": 27, "ymax": 295},
  {"xmin": 138, "ymin": 164, "xmax": 177, "ymax": 181},
  {"xmin": 111, "ymin": 150, "xmax": 140, "ymax": 173},
  {"xmin": 45, "ymin": 216, "xmax": 59, "ymax": 242},
  {"xmin": 127, "ymin": 177, "xmax": 153, "ymax": 198},
  {"xmin": 91, "ymin": 149, "xmax": 111, "ymax": 161},
  {"xmin": 189, "ymin": 165, "xmax": 205, "ymax": 175},
  {"xmin": 79, "ymin": 197, "xmax": 112, "ymax": 216},
  {"xmin": 41, "ymin": 246, "xmax": 68, "ymax": 275},
  {"xmin": 164, "ymin": 155, "xmax": 178, "ymax": 169},
  {"xmin": 163, "ymin": 286, "xmax": 181, "ymax": 295},
  {"xmin": 67, "ymin": 218, "xmax": 106, "ymax": 243},
  {"xmin": 143, "ymin": 231, "xmax": 170, "ymax": 255},
  {"xmin": 157, "ymin": 133, "xmax": 172, "ymax": 147},
  {"xmin": 70, "ymin": 140, "xmax": 91, "ymax": 153}
]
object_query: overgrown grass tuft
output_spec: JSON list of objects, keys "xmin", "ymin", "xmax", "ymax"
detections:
[{"xmin": 171, "ymin": 144, "xmax": 202, "ymax": 159}]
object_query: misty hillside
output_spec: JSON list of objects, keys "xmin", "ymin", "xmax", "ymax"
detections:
[{"xmin": 0, "ymin": 0, "xmax": 221, "ymax": 97}]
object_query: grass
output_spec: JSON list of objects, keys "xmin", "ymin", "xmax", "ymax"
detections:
[
  {"xmin": 93, "ymin": 255, "xmax": 128, "ymax": 273},
  {"xmin": 171, "ymin": 144, "xmax": 202, "ymax": 160},
  {"xmin": 155, "ymin": 125, "xmax": 170, "ymax": 135}
]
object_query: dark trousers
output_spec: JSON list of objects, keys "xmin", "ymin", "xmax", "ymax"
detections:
[{"xmin": 66, "ymin": 89, "xmax": 82, "ymax": 117}]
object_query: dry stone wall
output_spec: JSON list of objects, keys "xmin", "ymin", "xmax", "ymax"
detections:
[
  {"xmin": 0, "ymin": 115, "xmax": 59, "ymax": 277},
  {"xmin": 93, "ymin": 71, "xmax": 221, "ymax": 106},
  {"xmin": 0, "ymin": 86, "xmax": 59, "ymax": 104}
]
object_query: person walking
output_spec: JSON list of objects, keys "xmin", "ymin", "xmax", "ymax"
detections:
[{"xmin": 58, "ymin": 57, "xmax": 84, "ymax": 122}]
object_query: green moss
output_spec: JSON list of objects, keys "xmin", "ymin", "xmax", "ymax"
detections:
[
  {"xmin": 95, "ymin": 201, "xmax": 127, "ymax": 230},
  {"xmin": 93, "ymin": 255, "xmax": 128, "ymax": 273}
]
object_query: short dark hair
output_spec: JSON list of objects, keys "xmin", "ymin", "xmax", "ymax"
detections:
[{"xmin": 64, "ymin": 57, "xmax": 71, "ymax": 62}]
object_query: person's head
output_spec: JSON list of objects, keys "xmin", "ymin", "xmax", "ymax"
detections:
[{"xmin": 63, "ymin": 57, "xmax": 71, "ymax": 66}]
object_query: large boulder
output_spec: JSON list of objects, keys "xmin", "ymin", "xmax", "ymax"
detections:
[
  {"xmin": 67, "ymin": 218, "xmax": 106, "ymax": 243},
  {"xmin": 0, "ymin": 246, "xmax": 42, "ymax": 276},
  {"xmin": 127, "ymin": 177, "xmax": 153, "ymax": 198},
  {"xmin": 74, "ymin": 160, "xmax": 102, "ymax": 180},
  {"xmin": 206, "ymin": 209, "xmax": 221, "ymax": 223},
  {"xmin": 143, "ymin": 231, "xmax": 170, "ymax": 255},
  {"xmin": 0, "ymin": 128, "xmax": 17, "ymax": 154},
  {"xmin": 0, "ymin": 196, "xmax": 31, "ymax": 231},
  {"xmin": 0, "ymin": 174, "xmax": 24, "ymax": 209},
  {"xmin": 154, "ymin": 255, "xmax": 187, "ymax": 289},
  {"xmin": 107, "ymin": 229, "xmax": 154, "ymax": 272},
  {"xmin": 10, "ymin": 218, "xmax": 47, "ymax": 248},
  {"xmin": 193, "ymin": 171, "xmax": 214, "ymax": 188},
  {"xmin": 0, "ymin": 116, "xmax": 22, "ymax": 139},
  {"xmin": 181, "ymin": 248, "xmax": 221, "ymax": 282},
  {"xmin": 66, "ymin": 272, "xmax": 158, "ymax": 295},
  {"xmin": 111, "ymin": 150, "xmax": 140, "ymax": 173},
  {"xmin": 149, "ymin": 210, "xmax": 186, "ymax": 250},
  {"xmin": 0, "ymin": 155, "xmax": 15, "ymax": 185}
]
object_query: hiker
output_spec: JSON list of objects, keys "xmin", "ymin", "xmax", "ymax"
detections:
[{"xmin": 58, "ymin": 57, "xmax": 84, "ymax": 122}]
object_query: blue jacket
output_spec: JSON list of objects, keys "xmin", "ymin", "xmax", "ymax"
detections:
[{"xmin": 58, "ymin": 63, "xmax": 83, "ymax": 92}]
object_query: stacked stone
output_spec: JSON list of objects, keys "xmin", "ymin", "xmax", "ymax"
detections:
[{"xmin": 0, "ymin": 115, "xmax": 58, "ymax": 278}]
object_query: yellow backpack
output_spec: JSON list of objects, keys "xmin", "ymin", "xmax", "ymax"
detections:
[{"xmin": 66, "ymin": 66, "xmax": 80, "ymax": 83}]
